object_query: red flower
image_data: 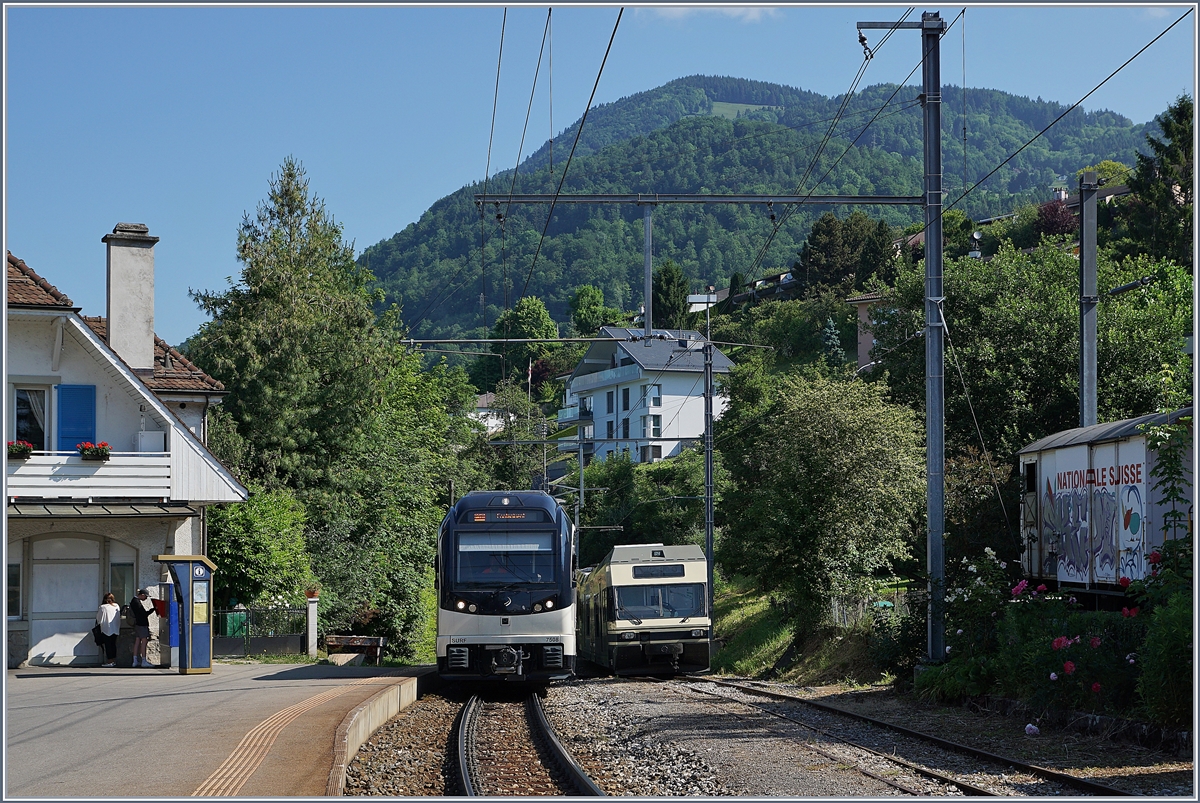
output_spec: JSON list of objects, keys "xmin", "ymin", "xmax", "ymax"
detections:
[
  {"xmin": 1118, "ymin": 576, "xmax": 1131, "ymax": 588},
  {"xmin": 1147, "ymin": 551, "xmax": 1163, "ymax": 565},
  {"xmin": 1091, "ymin": 682, "xmax": 1101, "ymax": 694},
  {"xmin": 1036, "ymin": 584, "xmax": 1047, "ymax": 593},
  {"xmin": 1051, "ymin": 636, "xmax": 1070, "ymax": 651},
  {"xmin": 1090, "ymin": 637, "xmax": 1101, "ymax": 649},
  {"xmin": 1063, "ymin": 661, "xmax": 1076, "ymax": 675},
  {"xmin": 1122, "ymin": 607, "xmax": 1140, "ymax": 618}
]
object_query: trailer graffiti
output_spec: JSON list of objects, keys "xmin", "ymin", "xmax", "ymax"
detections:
[
  {"xmin": 1118, "ymin": 484, "xmax": 1145, "ymax": 578},
  {"xmin": 1041, "ymin": 479, "xmax": 1140, "ymax": 583},
  {"xmin": 1043, "ymin": 479, "xmax": 1089, "ymax": 581}
]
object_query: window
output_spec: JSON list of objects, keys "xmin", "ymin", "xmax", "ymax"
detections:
[
  {"xmin": 651, "ymin": 415, "xmax": 662, "ymax": 438},
  {"xmin": 7, "ymin": 541, "xmax": 21, "ymax": 619},
  {"xmin": 622, "ymin": 387, "xmax": 630, "ymax": 411},
  {"xmin": 581, "ymin": 396, "xmax": 592, "ymax": 414},
  {"xmin": 456, "ymin": 532, "xmax": 555, "ymax": 584},
  {"xmin": 614, "ymin": 582, "xmax": 705, "ymax": 619},
  {"xmin": 606, "ymin": 420, "xmax": 614, "ymax": 439},
  {"xmin": 606, "ymin": 391, "xmax": 614, "ymax": 415},
  {"xmin": 14, "ymin": 388, "xmax": 48, "ymax": 451},
  {"xmin": 642, "ymin": 383, "xmax": 661, "ymax": 408},
  {"xmin": 56, "ymin": 384, "xmax": 96, "ymax": 452},
  {"xmin": 109, "ymin": 541, "xmax": 136, "ymax": 608},
  {"xmin": 622, "ymin": 419, "xmax": 629, "ymax": 439},
  {"xmin": 640, "ymin": 445, "xmax": 663, "ymax": 463}
]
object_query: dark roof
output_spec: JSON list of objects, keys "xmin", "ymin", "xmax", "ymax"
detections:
[
  {"xmin": 82, "ymin": 317, "xmax": 225, "ymax": 393},
  {"xmin": 1019, "ymin": 407, "xmax": 1192, "ymax": 454},
  {"xmin": 7, "ymin": 252, "xmax": 76, "ymax": 308},
  {"xmin": 846, "ymin": 291, "xmax": 883, "ymax": 305},
  {"xmin": 594, "ymin": 327, "xmax": 734, "ymax": 375}
]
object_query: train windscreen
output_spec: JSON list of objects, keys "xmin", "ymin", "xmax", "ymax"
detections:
[
  {"xmin": 615, "ymin": 583, "xmax": 705, "ymax": 620},
  {"xmin": 456, "ymin": 531, "xmax": 555, "ymax": 585}
]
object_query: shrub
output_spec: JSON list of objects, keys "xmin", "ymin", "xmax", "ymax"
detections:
[
  {"xmin": 869, "ymin": 590, "xmax": 927, "ymax": 683},
  {"xmin": 1137, "ymin": 592, "xmax": 1193, "ymax": 727}
]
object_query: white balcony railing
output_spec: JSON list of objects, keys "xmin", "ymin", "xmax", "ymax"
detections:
[{"xmin": 6, "ymin": 452, "xmax": 172, "ymax": 502}]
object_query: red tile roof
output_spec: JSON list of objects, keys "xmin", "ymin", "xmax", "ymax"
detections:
[
  {"xmin": 7, "ymin": 251, "xmax": 76, "ymax": 308},
  {"xmin": 82, "ymin": 317, "xmax": 225, "ymax": 393}
]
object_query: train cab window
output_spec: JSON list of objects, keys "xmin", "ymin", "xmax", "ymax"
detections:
[
  {"xmin": 614, "ymin": 583, "xmax": 705, "ymax": 620},
  {"xmin": 455, "ymin": 532, "xmax": 555, "ymax": 585}
]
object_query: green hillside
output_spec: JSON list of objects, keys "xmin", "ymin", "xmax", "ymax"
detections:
[{"xmin": 361, "ymin": 75, "xmax": 1147, "ymax": 340}]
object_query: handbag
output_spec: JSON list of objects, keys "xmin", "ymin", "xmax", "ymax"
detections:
[{"xmin": 91, "ymin": 623, "xmax": 104, "ymax": 645}]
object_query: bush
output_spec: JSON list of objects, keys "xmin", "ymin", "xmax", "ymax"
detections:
[
  {"xmin": 1137, "ymin": 592, "xmax": 1193, "ymax": 727},
  {"xmin": 870, "ymin": 591, "xmax": 928, "ymax": 684}
]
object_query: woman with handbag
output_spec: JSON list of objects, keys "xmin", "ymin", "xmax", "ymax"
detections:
[{"xmin": 95, "ymin": 593, "xmax": 121, "ymax": 667}]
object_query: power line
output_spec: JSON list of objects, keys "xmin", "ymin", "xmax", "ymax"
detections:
[
  {"xmin": 481, "ymin": 9, "xmax": 508, "ymax": 334},
  {"xmin": 519, "ymin": 8, "xmax": 623, "ymax": 301}
]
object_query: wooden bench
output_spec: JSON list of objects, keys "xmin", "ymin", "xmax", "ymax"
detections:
[{"xmin": 324, "ymin": 634, "xmax": 387, "ymax": 666}]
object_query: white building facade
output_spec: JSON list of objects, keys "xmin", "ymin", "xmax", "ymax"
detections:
[
  {"xmin": 558, "ymin": 327, "xmax": 733, "ymax": 464},
  {"xmin": 6, "ymin": 225, "xmax": 247, "ymax": 668}
]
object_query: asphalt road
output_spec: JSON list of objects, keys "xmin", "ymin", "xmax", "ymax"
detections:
[{"xmin": 5, "ymin": 661, "xmax": 420, "ymax": 798}]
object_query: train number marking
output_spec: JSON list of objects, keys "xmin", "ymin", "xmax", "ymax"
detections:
[
  {"xmin": 450, "ymin": 637, "xmax": 468, "ymax": 644},
  {"xmin": 544, "ymin": 636, "xmax": 560, "ymax": 642}
]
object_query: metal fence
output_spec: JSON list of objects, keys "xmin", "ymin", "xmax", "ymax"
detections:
[{"xmin": 213, "ymin": 607, "xmax": 307, "ymax": 657}]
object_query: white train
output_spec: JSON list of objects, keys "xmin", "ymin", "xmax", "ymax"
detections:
[
  {"xmin": 435, "ymin": 491, "xmax": 576, "ymax": 682},
  {"xmin": 576, "ymin": 543, "xmax": 711, "ymax": 675}
]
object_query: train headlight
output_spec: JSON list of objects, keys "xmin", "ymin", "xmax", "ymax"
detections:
[
  {"xmin": 533, "ymin": 603, "xmax": 543, "ymax": 612},
  {"xmin": 455, "ymin": 600, "xmax": 466, "ymax": 610},
  {"xmin": 545, "ymin": 599, "xmax": 554, "ymax": 609},
  {"xmin": 468, "ymin": 604, "xmax": 477, "ymax": 613},
  {"xmin": 691, "ymin": 629, "xmax": 705, "ymax": 638},
  {"xmin": 621, "ymin": 631, "xmax": 638, "ymax": 640}
]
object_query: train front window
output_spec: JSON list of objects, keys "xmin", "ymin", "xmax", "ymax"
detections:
[
  {"xmin": 456, "ymin": 532, "xmax": 555, "ymax": 585},
  {"xmin": 614, "ymin": 583, "xmax": 705, "ymax": 620}
]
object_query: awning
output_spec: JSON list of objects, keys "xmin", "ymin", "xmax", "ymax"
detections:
[{"xmin": 7, "ymin": 502, "xmax": 198, "ymax": 518}]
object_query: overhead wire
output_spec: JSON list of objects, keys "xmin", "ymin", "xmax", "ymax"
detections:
[
  {"xmin": 481, "ymin": 9, "xmax": 508, "ymax": 336},
  {"xmin": 744, "ymin": 8, "xmax": 918, "ymax": 279},
  {"xmin": 519, "ymin": 8, "xmax": 624, "ymax": 302}
]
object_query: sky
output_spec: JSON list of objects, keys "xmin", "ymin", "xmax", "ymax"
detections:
[{"xmin": 4, "ymin": 3, "xmax": 1195, "ymax": 347}]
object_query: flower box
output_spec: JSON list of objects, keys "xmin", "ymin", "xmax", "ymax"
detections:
[
  {"xmin": 7, "ymin": 441, "xmax": 33, "ymax": 460},
  {"xmin": 77, "ymin": 441, "xmax": 111, "ymax": 461}
]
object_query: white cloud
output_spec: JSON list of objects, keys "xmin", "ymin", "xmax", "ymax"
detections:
[
  {"xmin": 650, "ymin": 6, "xmax": 781, "ymax": 23},
  {"xmin": 1140, "ymin": 7, "xmax": 1172, "ymax": 19}
]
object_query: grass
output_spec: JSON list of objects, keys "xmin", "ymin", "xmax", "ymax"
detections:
[
  {"xmin": 710, "ymin": 101, "xmax": 780, "ymax": 120},
  {"xmin": 710, "ymin": 576, "xmax": 889, "ymax": 686},
  {"xmin": 711, "ymin": 578, "xmax": 794, "ymax": 676}
]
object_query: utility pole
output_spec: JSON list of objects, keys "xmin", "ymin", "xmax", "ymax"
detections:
[
  {"xmin": 1079, "ymin": 170, "xmax": 1099, "ymax": 428},
  {"xmin": 644, "ymin": 206, "xmax": 653, "ymax": 345},
  {"xmin": 859, "ymin": 11, "xmax": 945, "ymax": 664}
]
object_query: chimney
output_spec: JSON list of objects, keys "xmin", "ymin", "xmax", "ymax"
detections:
[{"xmin": 101, "ymin": 222, "xmax": 159, "ymax": 378}]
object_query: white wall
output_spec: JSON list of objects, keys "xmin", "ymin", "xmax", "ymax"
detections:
[{"xmin": 8, "ymin": 316, "xmax": 169, "ymax": 452}]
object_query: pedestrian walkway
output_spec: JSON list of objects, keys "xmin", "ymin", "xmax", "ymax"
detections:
[{"xmin": 5, "ymin": 661, "xmax": 432, "ymax": 798}]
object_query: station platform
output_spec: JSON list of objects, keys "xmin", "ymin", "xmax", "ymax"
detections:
[{"xmin": 5, "ymin": 661, "xmax": 436, "ymax": 798}]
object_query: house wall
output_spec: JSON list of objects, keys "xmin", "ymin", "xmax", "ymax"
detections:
[
  {"xmin": 7, "ymin": 515, "xmax": 196, "ymax": 667},
  {"xmin": 8, "ymin": 316, "xmax": 169, "ymax": 451},
  {"xmin": 583, "ymin": 372, "xmax": 727, "ymax": 462}
]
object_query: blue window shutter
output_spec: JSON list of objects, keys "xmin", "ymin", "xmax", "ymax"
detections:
[{"xmin": 57, "ymin": 385, "xmax": 96, "ymax": 452}]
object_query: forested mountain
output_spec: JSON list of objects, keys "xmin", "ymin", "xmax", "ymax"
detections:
[{"xmin": 361, "ymin": 75, "xmax": 1148, "ymax": 340}]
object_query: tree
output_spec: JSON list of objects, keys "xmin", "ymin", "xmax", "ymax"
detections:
[
  {"xmin": 207, "ymin": 486, "xmax": 313, "ymax": 607},
  {"xmin": 820, "ymin": 317, "xmax": 845, "ymax": 367},
  {"xmin": 867, "ymin": 242, "xmax": 1192, "ymax": 549},
  {"xmin": 187, "ymin": 157, "xmax": 397, "ymax": 490},
  {"xmin": 1117, "ymin": 95, "xmax": 1193, "ymax": 267},
  {"xmin": 1035, "ymin": 199, "xmax": 1078, "ymax": 237},
  {"xmin": 716, "ymin": 369, "xmax": 924, "ymax": 633},
  {"xmin": 569, "ymin": 286, "xmax": 623, "ymax": 336},
  {"xmin": 471, "ymin": 296, "xmax": 560, "ymax": 391},
  {"xmin": 1076, "ymin": 159, "xmax": 1131, "ymax": 186},
  {"xmin": 652, "ymin": 259, "xmax": 696, "ymax": 331}
]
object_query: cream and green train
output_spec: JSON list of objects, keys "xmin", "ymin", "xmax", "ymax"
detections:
[{"xmin": 575, "ymin": 543, "xmax": 710, "ymax": 675}]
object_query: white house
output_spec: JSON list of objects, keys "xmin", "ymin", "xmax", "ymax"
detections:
[
  {"xmin": 6, "ymin": 223, "xmax": 248, "ymax": 668},
  {"xmin": 557, "ymin": 327, "xmax": 733, "ymax": 464}
]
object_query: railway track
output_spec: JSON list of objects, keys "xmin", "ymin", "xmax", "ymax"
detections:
[
  {"xmin": 453, "ymin": 693, "xmax": 605, "ymax": 797},
  {"xmin": 688, "ymin": 678, "xmax": 1134, "ymax": 796}
]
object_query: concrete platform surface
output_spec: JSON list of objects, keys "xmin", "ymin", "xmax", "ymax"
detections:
[{"xmin": 5, "ymin": 661, "xmax": 432, "ymax": 798}]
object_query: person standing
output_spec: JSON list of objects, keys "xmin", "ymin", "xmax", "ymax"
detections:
[
  {"xmin": 96, "ymin": 593, "xmax": 121, "ymax": 667},
  {"xmin": 127, "ymin": 589, "xmax": 156, "ymax": 668}
]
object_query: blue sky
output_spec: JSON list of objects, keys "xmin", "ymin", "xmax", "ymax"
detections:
[{"xmin": 4, "ymin": 4, "xmax": 1195, "ymax": 346}]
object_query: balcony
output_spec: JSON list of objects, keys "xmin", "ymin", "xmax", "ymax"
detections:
[
  {"xmin": 556, "ymin": 405, "xmax": 594, "ymax": 426},
  {"xmin": 7, "ymin": 452, "xmax": 172, "ymax": 503},
  {"xmin": 556, "ymin": 438, "xmax": 595, "ymax": 455}
]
